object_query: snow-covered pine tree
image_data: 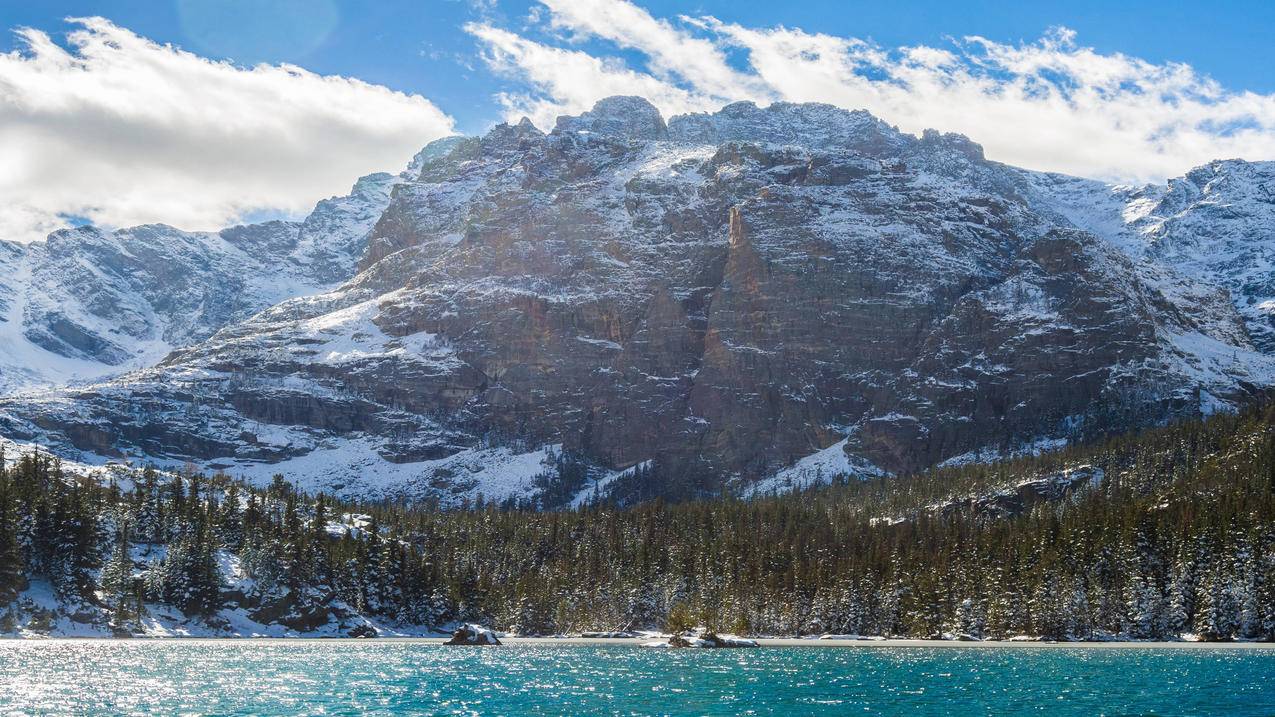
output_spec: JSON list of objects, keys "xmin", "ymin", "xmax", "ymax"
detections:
[
  {"xmin": 0, "ymin": 464, "xmax": 25, "ymax": 605},
  {"xmin": 1066, "ymin": 578, "xmax": 1093, "ymax": 640},
  {"xmin": 1194, "ymin": 563, "xmax": 1240, "ymax": 640},
  {"xmin": 99, "ymin": 523, "xmax": 137, "ymax": 626},
  {"xmin": 132, "ymin": 467, "xmax": 164, "ymax": 544},
  {"xmin": 216, "ymin": 484, "xmax": 244, "ymax": 552},
  {"xmin": 361, "ymin": 515, "xmax": 386, "ymax": 612},
  {"xmin": 148, "ymin": 525, "xmax": 222, "ymax": 617}
]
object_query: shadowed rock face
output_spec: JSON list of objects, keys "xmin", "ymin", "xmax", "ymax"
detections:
[{"xmin": 1, "ymin": 97, "xmax": 1272, "ymax": 504}]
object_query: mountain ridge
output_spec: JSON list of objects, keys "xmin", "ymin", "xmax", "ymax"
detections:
[
  {"xmin": 0, "ymin": 170, "xmax": 406, "ymax": 395},
  {"xmin": 1, "ymin": 96, "xmax": 1273, "ymax": 506}
]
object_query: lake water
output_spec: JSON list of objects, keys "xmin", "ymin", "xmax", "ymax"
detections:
[{"xmin": 1, "ymin": 641, "xmax": 1273, "ymax": 716}]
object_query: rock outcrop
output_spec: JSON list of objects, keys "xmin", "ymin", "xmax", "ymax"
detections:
[
  {"xmin": 444, "ymin": 624, "xmax": 501, "ymax": 645},
  {"xmin": 645, "ymin": 631, "xmax": 759, "ymax": 648}
]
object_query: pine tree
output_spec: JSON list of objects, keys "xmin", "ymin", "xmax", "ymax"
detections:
[
  {"xmin": 1194, "ymin": 566, "xmax": 1239, "ymax": 641},
  {"xmin": 216, "ymin": 484, "xmax": 244, "ymax": 551},
  {"xmin": 134, "ymin": 467, "xmax": 164, "ymax": 544},
  {"xmin": 0, "ymin": 470, "xmax": 26, "ymax": 605},
  {"xmin": 1126, "ymin": 574, "xmax": 1166, "ymax": 639},
  {"xmin": 100, "ymin": 524, "xmax": 137, "ymax": 628},
  {"xmin": 1066, "ymin": 579, "xmax": 1092, "ymax": 640},
  {"xmin": 240, "ymin": 533, "xmax": 285, "ymax": 592},
  {"xmin": 149, "ymin": 526, "xmax": 222, "ymax": 617},
  {"xmin": 65, "ymin": 483, "xmax": 103, "ymax": 602},
  {"xmin": 361, "ymin": 515, "xmax": 385, "ymax": 613},
  {"xmin": 281, "ymin": 492, "xmax": 304, "ymax": 589},
  {"xmin": 307, "ymin": 495, "xmax": 332, "ymax": 589}
]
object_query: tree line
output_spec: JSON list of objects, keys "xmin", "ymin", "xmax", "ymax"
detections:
[{"xmin": 1, "ymin": 403, "xmax": 1273, "ymax": 640}]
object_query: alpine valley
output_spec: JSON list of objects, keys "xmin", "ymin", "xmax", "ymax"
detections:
[{"xmin": 2, "ymin": 96, "xmax": 1275, "ymax": 509}]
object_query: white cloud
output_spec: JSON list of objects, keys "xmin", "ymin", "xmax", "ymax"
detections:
[
  {"xmin": 468, "ymin": 0, "xmax": 1275, "ymax": 183},
  {"xmin": 538, "ymin": 0, "xmax": 765, "ymax": 101},
  {"xmin": 0, "ymin": 17, "xmax": 454, "ymax": 243},
  {"xmin": 466, "ymin": 23, "xmax": 717, "ymax": 131}
]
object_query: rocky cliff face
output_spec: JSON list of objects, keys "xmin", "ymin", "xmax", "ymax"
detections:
[{"xmin": 1, "ymin": 97, "xmax": 1272, "ymax": 505}]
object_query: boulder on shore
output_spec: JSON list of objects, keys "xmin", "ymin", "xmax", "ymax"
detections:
[
  {"xmin": 644, "ymin": 631, "xmax": 758, "ymax": 649},
  {"xmin": 444, "ymin": 624, "xmax": 502, "ymax": 645},
  {"xmin": 347, "ymin": 624, "xmax": 378, "ymax": 638}
]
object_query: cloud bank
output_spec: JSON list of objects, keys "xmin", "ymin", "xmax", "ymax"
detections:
[
  {"xmin": 0, "ymin": 17, "xmax": 453, "ymax": 243},
  {"xmin": 469, "ymin": 0, "xmax": 1275, "ymax": 183}
]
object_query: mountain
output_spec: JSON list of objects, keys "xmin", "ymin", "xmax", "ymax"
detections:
[
  {"xmin": 1, "ymin": 97, "xmax": 1273, "ymax": 506},
  {"xmin": 0, "ymin": 170, "xmax": 404, "ymax": 395}
]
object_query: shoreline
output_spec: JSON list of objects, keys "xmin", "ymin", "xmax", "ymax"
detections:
[
  {"xmin": 519, "ymin": 637, "xmax": 1275, "ymax": 649},
  {"xmin": 3, "ymin": 636, "xmax": 1273, "ymax": 649}
]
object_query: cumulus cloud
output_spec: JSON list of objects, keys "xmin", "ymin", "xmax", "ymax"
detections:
[
  {"xmin": 468, "ymin": 0, "xmax": 1275, "ymax": 182},
  {"xmin": 466, "ymin": 23, "xmax": 717, "ymax": 129},
  {"xmin": 0, "ymin": 17, "xmax": 454, "ymax": 243}
]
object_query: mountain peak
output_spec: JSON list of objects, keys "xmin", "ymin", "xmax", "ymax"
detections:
[
  {"xmin": 546, "ymin": 96, "xmax": 910, "ymax": 154},
  {"xmin": 553, "ymin": 96, "xmax": 667, "ymax": 140},
  {"xmin": 918, "ymin": 128, "xmax": 985, "ymax": 161},
  {"xmin": 667, "ymin": 100, "xmax": 908, "ymax": 156}
]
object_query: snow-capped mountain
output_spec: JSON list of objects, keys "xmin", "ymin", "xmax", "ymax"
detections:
[
  {"xmin": 0, "ymin": 171, "xmax": 403, "ymax": 394},
  {"xmin": 1, "ymin": 97, "xmax": 1273, "ymax": 506},
  {"xmin": 1021, "ymin": 160, "xmax": 1275, "ymax": 351}
]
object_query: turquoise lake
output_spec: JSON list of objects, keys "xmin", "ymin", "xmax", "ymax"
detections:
[{"xmin": 1, "ymin": 642, "xmax": 1273, "ymax": 716}]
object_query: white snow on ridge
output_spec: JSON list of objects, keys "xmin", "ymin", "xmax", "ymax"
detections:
[
  {"xmin": 291, "ymin": 296, "xmax": 453, "ymax": 366},
  {"xmin": 1026, "ymin": 159, "xmax": 1275, "ymax": 354},
  {"xmin": 745, "ymin": 438, "xmax": 885, "ymax": 497},
  {"xmin": 1158, "ymin": 328, "xmax": 1275, "ymax": 412},
  {"xmin": 1, "ymin": 431, "xmax": 558, "ymax": 510},
  {"xmin": 0, "ymin": 169, "xmax": 405, "ymax": 396},
  {"xmin": 0, "ymin": 249, "xmax": 175, "ymax": 395},
  {"xmin": 208, "ymin": 437, "xmax": 561, "ymax": 507},
  {"xmin": 1012, "ymin": 168, "xmax": 1150, "ymax": 256},
  {"xmin": 938, "ymin": 437, "xmax": 1070, "ymax": 469}
]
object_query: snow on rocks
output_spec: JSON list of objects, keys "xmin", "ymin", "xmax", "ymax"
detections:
[
  {"xmin": 643, "ymin": 630, "xmax": 759, "ymax": 649},
  {"xmin": 0, "ymin": 169, "xmax": 402, "ymax": 396},
  {"xmin": 216, "ymin": 439, "xmax": 565, "ymax": 508},
  {"xmin": 444, "ymin": 624, "xmax": 503, "ymax": 645},
  {"xmin": 744, "ymin": 438, "xmax": 884, "ymax": 497}
]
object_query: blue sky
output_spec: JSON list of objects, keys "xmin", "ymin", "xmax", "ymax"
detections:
[
  {"xmin": 2, "ymin": 0, "xmax": 1274, "ymax": 242},
  {"xmin": 3, "ymin": 0, "xmax": 1274, "ymax": 135}
]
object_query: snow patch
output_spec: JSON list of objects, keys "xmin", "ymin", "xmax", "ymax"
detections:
[{"xmin": 745, "ymin": 438, "xmax": 884, "ymax": 497}]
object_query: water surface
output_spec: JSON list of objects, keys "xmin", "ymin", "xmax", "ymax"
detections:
[{"xmin": 1, "ymin": 641, "xmax": 1272, "ymax": 715}]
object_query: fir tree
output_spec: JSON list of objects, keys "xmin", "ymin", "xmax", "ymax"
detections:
[
  {"xmin": 0, "ymin": 466, "xmax": 26, "ymax": 605},
  {"xmin": 100, "ymin": 524, "xmax": 137, "ymax": 628}
]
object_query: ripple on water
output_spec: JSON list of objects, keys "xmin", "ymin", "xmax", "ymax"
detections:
[{"xmin": 0, "ymin": 642, "xmax": 1273, "ymax": 716}]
